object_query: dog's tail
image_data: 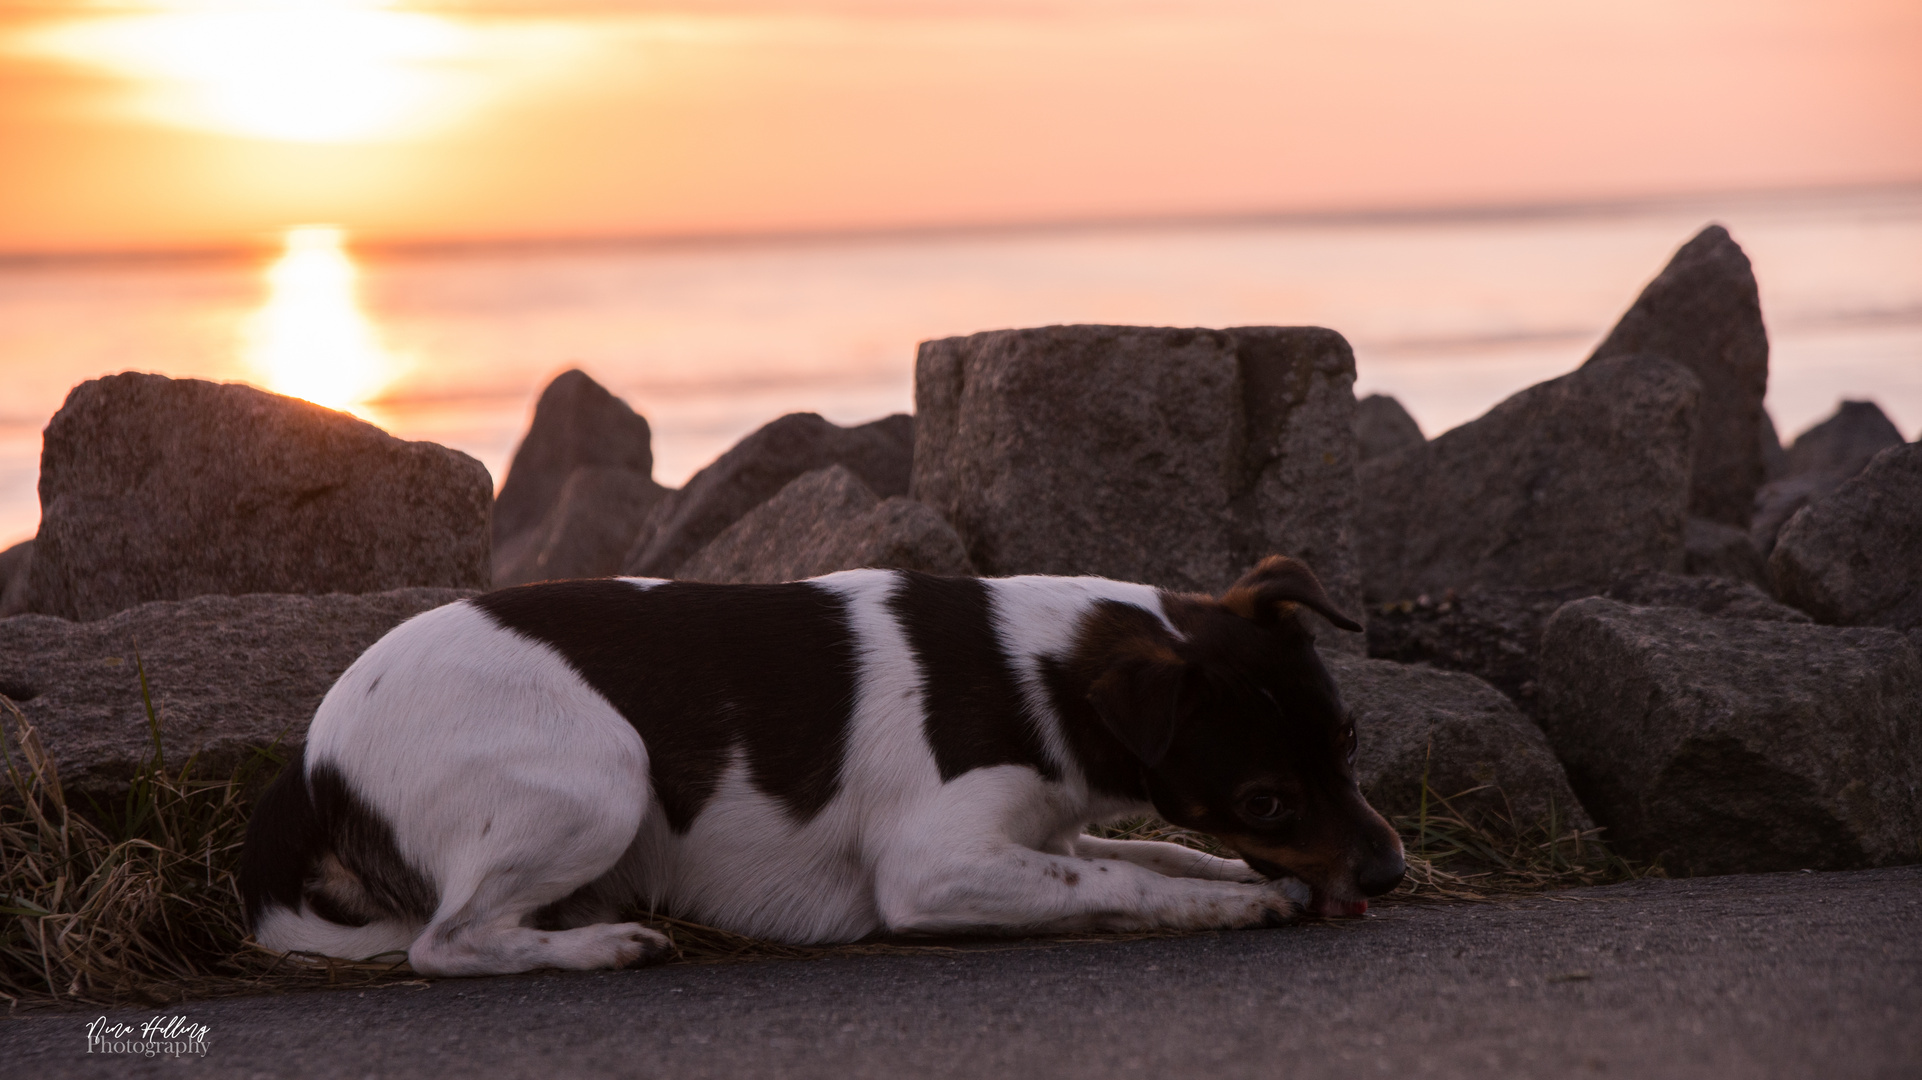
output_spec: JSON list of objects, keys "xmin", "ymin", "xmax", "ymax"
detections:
[{"xmin": 239, "ymin": 744, "xmax": 433, "ymax": 961}]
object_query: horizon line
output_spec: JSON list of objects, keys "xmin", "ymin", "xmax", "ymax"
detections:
[{"xmin": 4, "ymin": 177, "xmax": 1920, "ymax": 267}]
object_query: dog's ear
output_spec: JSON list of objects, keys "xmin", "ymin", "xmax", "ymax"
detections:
[
  {"xmin": 1087, "ymin": 648, "xmax": 1191, "ymax": 768},
  {"xmin": 1221, "ymin": 555, "xmax": 1363, "ymax": 632}
]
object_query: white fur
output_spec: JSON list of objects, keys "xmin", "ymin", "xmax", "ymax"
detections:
[{"xmin": 254, "ymin": 570, "xmax": 1297, "ymax": 975}]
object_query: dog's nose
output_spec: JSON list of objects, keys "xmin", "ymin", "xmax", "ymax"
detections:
[{"xmin": 1357, "ymin": 854, "xmax": 1406, "ymax": 898}]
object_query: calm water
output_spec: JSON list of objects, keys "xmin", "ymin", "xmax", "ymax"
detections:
[{"xmin": 3, "ymin": 186, "xmax": 1919, "ymax": 549}]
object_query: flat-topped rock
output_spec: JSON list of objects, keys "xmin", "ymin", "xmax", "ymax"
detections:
[
  {"xmin": 25, "ymin": 374, "xmax": 491, "ymax": 620},
  {"xmin": 0, "ymin": 588, "xmax": 473, "ymax": 803},
  {"xmin": 912, "ymin": 324, "xmax": 1362, "ymax": 643}
]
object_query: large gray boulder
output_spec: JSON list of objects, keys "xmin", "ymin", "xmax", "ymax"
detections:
[
  {"xmin": 25, "ymin": 374, "xmax": 491, "ymax": 621},
  {"xmin": 1585, "ymin": 225, "xmax": 1769, "ymax": 527},
  {"xmin": 0, "ymin": 539, "xmax": 29, "ymax": 617},
  {"xmin": 1326, "ymin": 653, "xmax": 1593, "ymax": 835},
  {"xmin": 911, "ymin": 325, "xmax": 1362, "ymax": 642},
  {"xmin": 1752, "ymin": 401, "xmax": 1908, "ymax": 555},
  {"xmin": 1357, "ymin": 353, "xmax": 1699, "ymax": 602},
  {"xmin": 1538, "ymin": 598, "xmax": 1922, "ymax": 875},
  {"xmin": 1769, "ymin": 443, "xmax": 1922, "ymax": 632},
  {"xmin": 624, "ymin": 413, "xmax": 913, "ymax": 579},
  {"xmin": 676, "ymin": 466, "xmax": 973, "ymax": 584},
  {"xmin": 0, "ymin": 589, "xmax": 473, "ymax": 803},
  {"xmin": 493, "ymin": 370, "xmax": 669, "ymax": 585},
  {"xmin": 1356, "ymin": 394, "xmax": 1425, "ymax": 463}
]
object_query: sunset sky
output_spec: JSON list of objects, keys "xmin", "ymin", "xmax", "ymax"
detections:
[{"xmin": 3, "ymin": 0, "xmax": 1920, "ymax": 253}]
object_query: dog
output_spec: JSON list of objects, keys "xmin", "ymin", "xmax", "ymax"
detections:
[{"xmin": 238, "ymin": 555, "xmax": 1405, "ymax": 977}]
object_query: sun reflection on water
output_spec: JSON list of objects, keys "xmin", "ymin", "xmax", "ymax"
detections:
[{"xmin": 245, "ymin": 225, "xmax": 401, "ymax": 416}]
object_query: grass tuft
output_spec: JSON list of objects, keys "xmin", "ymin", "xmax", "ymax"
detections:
[{"xmin": 2, "ymin": 678, "xmax": 1643, "ymax": 1010}]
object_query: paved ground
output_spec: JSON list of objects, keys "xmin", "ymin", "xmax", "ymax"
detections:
[{"xmin": 5, "ymin": 866, "xmax": 1919, "ymax": 1079}]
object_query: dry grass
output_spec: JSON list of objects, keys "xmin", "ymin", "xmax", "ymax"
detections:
[{"xmin": 2, "ymin": 679, "xmax": 1641, "ymax": 1011}]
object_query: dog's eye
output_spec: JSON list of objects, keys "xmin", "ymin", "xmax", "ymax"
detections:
[
  {"xmin": 1342, "ymin": 725, "xmax": 1357, "ymax": 765},
  {"xmin": 1242, "ymin": 794, "xmax": 1288, "ymax": 823}
]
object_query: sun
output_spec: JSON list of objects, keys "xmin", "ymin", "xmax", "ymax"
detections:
[
  {"xmin": 244, "ymin": 225, "xmax": 403, "ymax": 413},
  {"xmin": 21, "ymin": 1, "xmax": 478, "ymax": 143}
]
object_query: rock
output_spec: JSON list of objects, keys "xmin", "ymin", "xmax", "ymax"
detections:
[
  {"xmin": 623, "ymin": 413, "xmax": 914, "ymax": 579},
  {"xmin": 0, "ymin": 539, "xmax": 29, "ymax": 617},
  {"xmin": 1784, "ymin": 400, "xmax": 1904, "ymax": 479},
  {"xmin": 911, "ymin": 324, "xmax": 1362, "ymax": 643},
  {"xmin": 1760, "ymin": 410, "xmax": 1789, "ymax": 483},
  {"xmin": 1365, "ymin": 588, "xmax": 1587, "ymax": 719},
  {"xmin": 1538, "ymin": 598, "xmax": 1922, "ymax": 874},
  {"xmin": 1683, "ymin": 516, "xmax": 1766, "ymax": 584},
  {"xmin": 1750, "ymin": 472, "xmax": 1843, "ymax": 556},
  {"xmin": 1357, "ymin": 353, "xmax": 1699, "ymax": 602},
  {"xmin": 25, "ymin": 374, "xmax": 492, "ymax": 621},
  {"xmin": 0, "ymin": 589, "xmax": 474, "ymax": 804},
  {"xmin": 496, "ymin": 467, "xmax": 670, "ymax": 586},
  {"xmin": 675, "ymin": 466, "xmax": 973, "ymax": 584},
  {"xmin": 1585, "ymin": 225, "xmax": 1769, "ymax": 527},
  {"xmin": 1601, "ymin": 571, "xmax": 1811, "ymax": 623},
  {"xmin": 1367, "ymin": 573, "xmax": 1809, "ymax": 719},
  {"xmin": 1326, "ymin": 653, "xmax": 1594, "ymax": 835},
  {"xmin": 1769, "ymin": 443, "xmax": 1922, "ymax": 632},
  {"xmin": 492, "ymin": 370, "xmax": 669, "ymax": 585},
  {"xmin": 1356, "ymin": 394, "xmax": 1425, "ymax": 462}
]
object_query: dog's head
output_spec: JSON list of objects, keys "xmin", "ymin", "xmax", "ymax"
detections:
[{"xmin": 1078, "ymin": 556, "xmax": 1405, "ymax": 916}]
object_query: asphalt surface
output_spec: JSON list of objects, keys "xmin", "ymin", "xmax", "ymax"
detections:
[{"xmin": 5, "ymin": 866, "xmax": 1919, "ymax": 1079}]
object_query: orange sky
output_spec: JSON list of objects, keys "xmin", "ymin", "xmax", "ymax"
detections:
[{"xmin": 2, "ymin": 0, "xmax": 1919, "ymax": 253}]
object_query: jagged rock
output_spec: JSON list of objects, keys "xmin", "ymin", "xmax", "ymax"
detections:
[
  {"xmin": 1327, "ymin": 653, "xmax": 1594, "ymax": 834},
  {"xmin": 1539, "ymin": 598, "xmax": 1922, "ymax": 874},
  {"xmin": 0, "ymin": 539, "xmax": 29, "ymax": 617},
  {"xmin": 1356, "ymin": 394, "xmax": 1425, "ymax": 462},
  {"xmin": 1683, "ymin": 516, "xmax": 1766, "ymax": 584},
  {"xmin": 1750, "ymin": 472, "xmax": 1843, "ymax": 557},
  {"xmin": 1769, "ymin": 443, "xmax": 1922, "ymax": 632},
  {"xmin": 25, "ymin": 374, "xmax": 491, "ymax": 621},
  {"xmin": 1785, "ymin": 400, "xmax": 1904, "ymax": 479},
  {"xmin": 624, "ymin": 413, "xmax": 913, "ymax": 579},
  {"xmin": 1585, "ymin": 225, "xmax": 1769, "ymax": 527},
  {"xmin": 1750, "ymin": 402, "xmax": 1905, "ymax": 556},
  {"xmin": 1357, "ymin": 353, "xmax": 1699, "ymax": 602},
  {"xmin": 0, "ymin": 589, "xmax": 474, "ymax": 804},
  {"xmin": 1367, "ymin": 573, "xmax": 1809, "ymax": 719},
  {"xmin": 676, "ymin": 466, "xmax": 973, "ymax": 584},
  {"xmin": 911, "ymin": 325, "xmax": 1363, "ymax": 645},
  {"xmin": 497, "ymin": 468, "xmax": 670, "ymax": 586},
  {"xmin": 492, "ymin": 370, "xmax": 668, "ymax": 585}
]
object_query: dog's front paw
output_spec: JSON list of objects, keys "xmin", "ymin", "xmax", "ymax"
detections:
[
  {"xmin": 1221, "ymin": 858, "xmax": 1266, "ymax": 885},
  {"xmin": 1228, "ymin": 881, "xmax": 1302, "ymax": 929}
]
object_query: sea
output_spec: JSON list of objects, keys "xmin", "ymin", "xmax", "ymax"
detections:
[{"xmin": 2, "ymin": 184, "xmax": 1919, "ymax": 550}]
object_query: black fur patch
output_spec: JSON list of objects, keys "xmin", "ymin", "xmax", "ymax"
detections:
[
  {"xmin": 473, "ymin": 578, "xmax": 858, "ymax": 832},
  {"xmin": 888, "ymin": 572, "xmax": 1058, "ymax": 782},
  {"xmin": 237, "ymin": 745, "xmax": 436, "ymax": 931}
]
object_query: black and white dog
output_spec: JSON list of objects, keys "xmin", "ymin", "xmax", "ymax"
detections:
[{"xmin": 239, "ymin": 556, "xmax": 1405, "ymax": 977}]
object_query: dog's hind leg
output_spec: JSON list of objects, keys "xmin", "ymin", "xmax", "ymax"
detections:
[{"xmin": 402, "ymin": 771, "xmax": 668, "ymax": 977}]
